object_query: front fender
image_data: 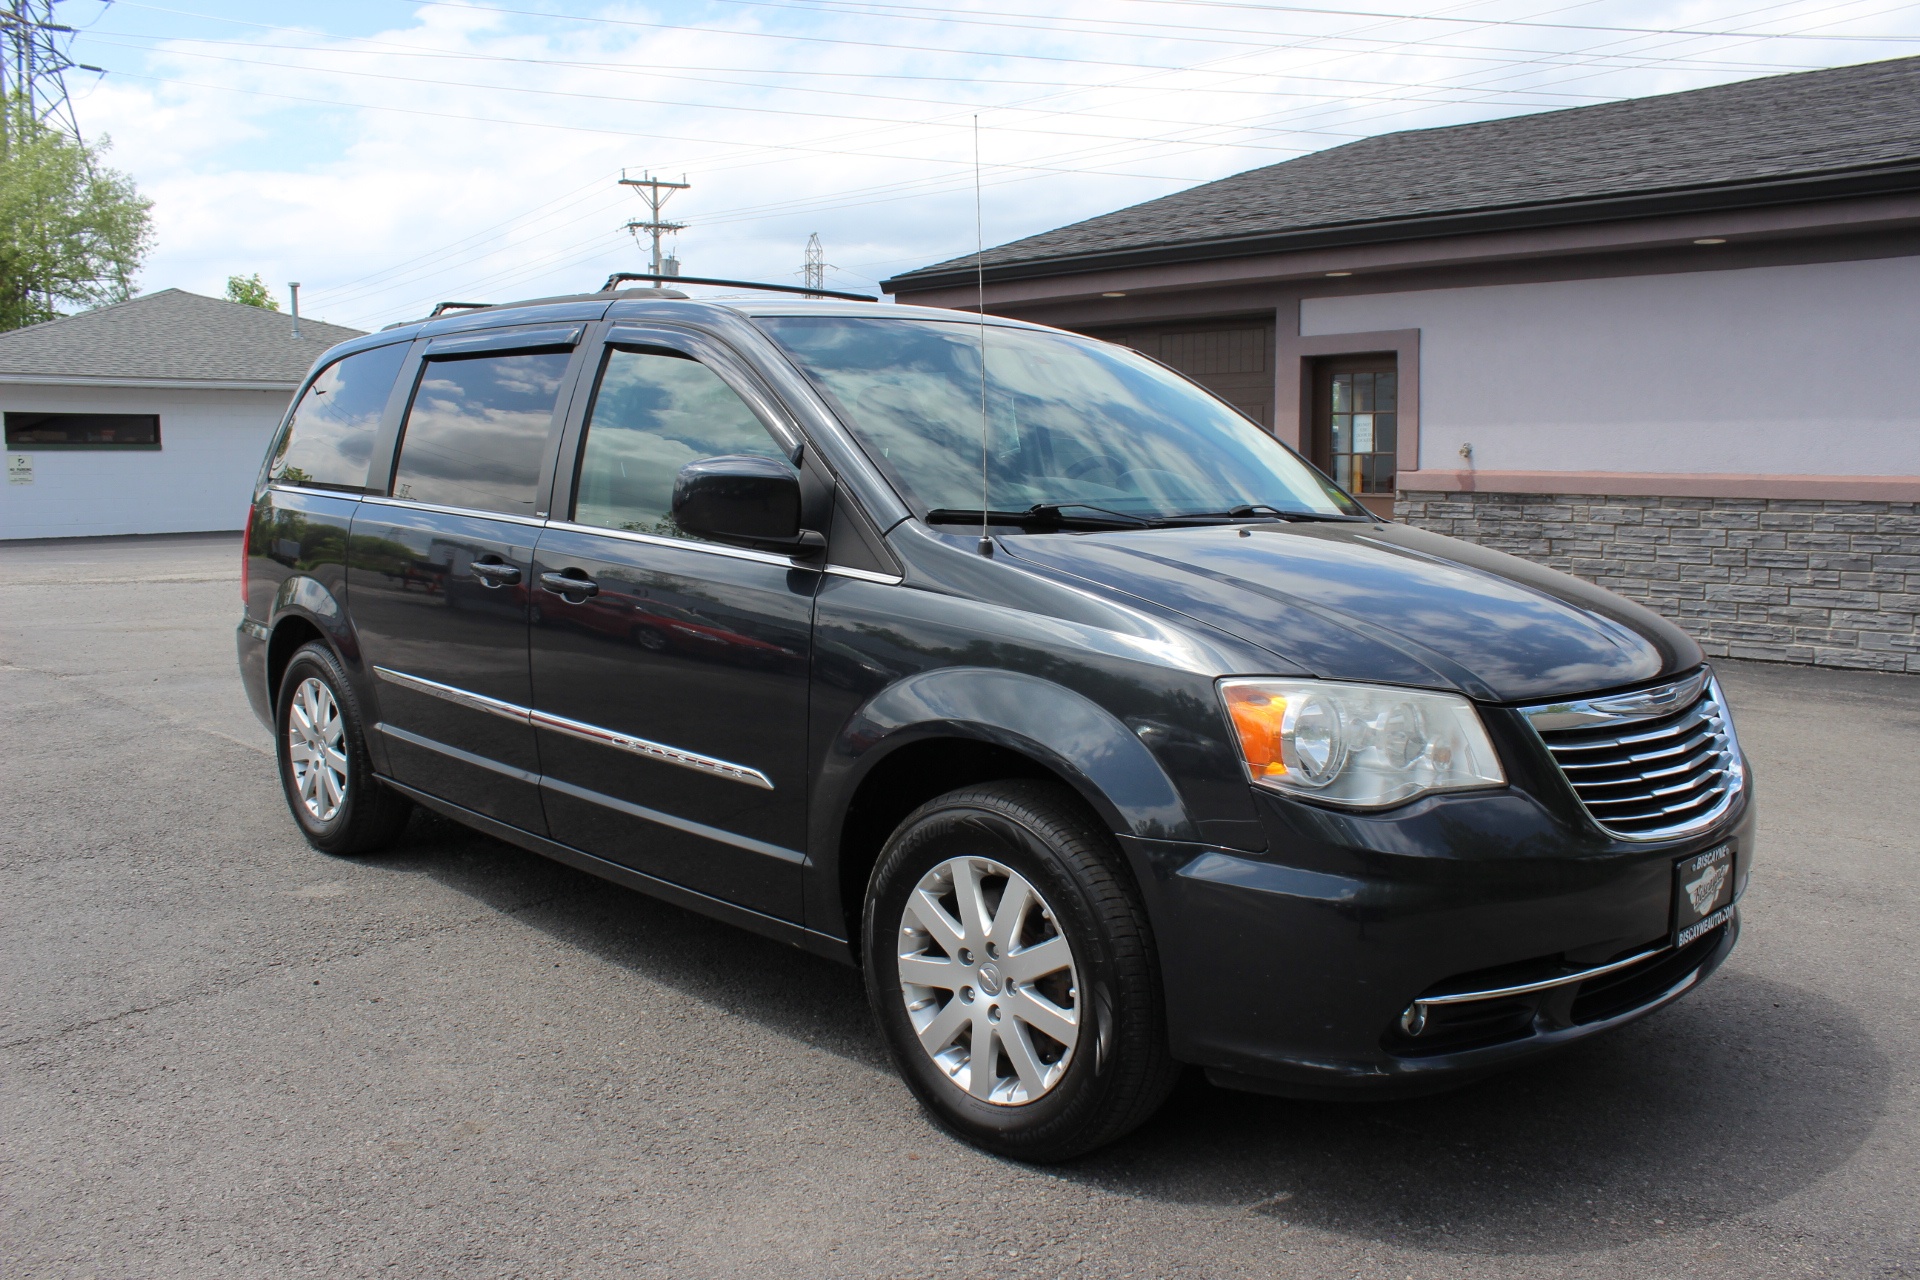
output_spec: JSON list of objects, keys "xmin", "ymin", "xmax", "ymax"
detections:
[{"xmin": 823, "ymin": 667, "xmax": 1198, "ymax": 843}]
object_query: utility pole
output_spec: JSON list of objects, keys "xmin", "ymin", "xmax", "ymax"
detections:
[
  {"xmin": 802, "ymin": 233, "xmax": 826, "ymax": 298},
  {"xmin": 619, "ymin": 171, "xmax": 689, "ymax": 279},
  {"xmin": 0, "ymin": 1, "xmax": 100, "ymax": 142}
]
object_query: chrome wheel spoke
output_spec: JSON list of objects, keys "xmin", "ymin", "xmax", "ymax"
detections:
[
  {"xmin": 287, "ymin": 741, "xmax": 318, "ymax": 765},
  {"xmin": 967, "ymin": 1016, "xmax": 999, "ymax": 1099},
  {"xmin": 998, "ymin": 1017, "xmax": 1053, "ymax": 1099},
  {"xmin": 950, "ymin": 857, "xmax": 993, "ymax": 945},
  {"xmin": 1007, "ymin": 987, "xmax": 1078, "ymax": 1050},
  {"xmin": 988, "ymin": 873, "xmax": 1034, "ymax": 950},
  {"xmin": 1003, "ymin": 935, "xmax": 1070, "ymax": 985},
  {"xmin": 916, "ymin": 994, "xmax": 970, "ymax": 1056},
  {"xmin": 905, "ymin": 888, "xmax": 965, "ymax": 957},
  {"xmin": 898, "ymin": 953, "xmax": 964, "ymax": 991}
]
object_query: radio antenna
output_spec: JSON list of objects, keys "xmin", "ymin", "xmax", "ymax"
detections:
[{"xmin": 974, "ymin": 116, "xmax": 992, "ymax": 557}]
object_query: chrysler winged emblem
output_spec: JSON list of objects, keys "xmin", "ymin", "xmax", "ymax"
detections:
[{"xmin": 1684, "ymin": 863, "xmax": 1729, "ymax": 916}]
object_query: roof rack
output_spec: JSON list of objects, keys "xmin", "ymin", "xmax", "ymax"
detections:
[
  {"xmin": 429, "ymin": 301, "xmax": 492, "ymax": 317},
  {"xmin": 600, "ymin": 271, "xmax": 877, "ymax": 302}
]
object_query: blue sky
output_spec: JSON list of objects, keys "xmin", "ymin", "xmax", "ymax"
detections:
[{"xmin": 56, "ymin": 0, "xmax": 1920, "ymax": 330}]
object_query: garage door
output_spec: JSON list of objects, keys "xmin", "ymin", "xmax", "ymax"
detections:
[{"xmin": 1082, "ymin": 321, "xmax": 1275, "ymax": 431}]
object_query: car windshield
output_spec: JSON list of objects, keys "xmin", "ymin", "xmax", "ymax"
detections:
[{"xmin": 755, "ymin": 316, "xmax": 1363, "ymax": 523}]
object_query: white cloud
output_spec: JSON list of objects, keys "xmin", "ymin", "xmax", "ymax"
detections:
[{"xmin": 66, "ymin": 0, "xmax": 1920, "ymax": 329}]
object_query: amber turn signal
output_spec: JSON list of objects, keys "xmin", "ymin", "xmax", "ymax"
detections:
[{"xmin": 1222, "ymin": 684, "xmax": 1290, "ymax": 782}]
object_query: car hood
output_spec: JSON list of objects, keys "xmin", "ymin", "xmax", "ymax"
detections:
[{"xmin": 999, "ymin": 521, "xmax": 1699, "ymax": 703}]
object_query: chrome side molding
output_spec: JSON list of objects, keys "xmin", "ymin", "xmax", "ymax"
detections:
[
  {"xmin": 373, "ymin": 665, "xmax": 530, "ymax": 725},
  {"xmin": 371, "ymin": 665, "xmax": 773, "ymax": 790},
  {"xmin": 530, "ymin": 707, "xmax": 774, "ymax": 790}
]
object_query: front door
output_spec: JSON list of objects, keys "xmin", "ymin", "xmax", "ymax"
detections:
[
  {"xmin": 348, "ymin": 330, "xmax": 583, "ymax": 833},
  {"xmin": 1311, "ymin": 354, "xmax": 1399, "ymax": 518},
  {"xmin": 529, "ymin": 330, "xmax": 819, "ymax": 921}
]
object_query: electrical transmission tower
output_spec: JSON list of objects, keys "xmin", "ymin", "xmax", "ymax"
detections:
[
  {"xmin": 1, "ymin": 1, "xmax": 102, "ymax": 141},
  {"xmin": 619, "ymin": 170, "xmax": 689, "ymax": 278},
  {"xmin": 802, "ymin": 233, "xmax": 827, "ymax": 297}
]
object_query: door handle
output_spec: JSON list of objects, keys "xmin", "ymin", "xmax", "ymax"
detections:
[
  {"xmin": 539, "ymin": 570, "xmax": 599, "ymax": 598},
  {"xmin": 471, "ymin": 560, "xmax": 522, "ymax": 586}
]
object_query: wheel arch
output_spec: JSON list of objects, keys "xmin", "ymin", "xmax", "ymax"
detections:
[
  {"xmin": 817, "ymin": 667, "xmax": 1198, "ymax": 951},
  {"xmin": 265, "ymin": 574, "xmax": 366, "ymax": 713}
]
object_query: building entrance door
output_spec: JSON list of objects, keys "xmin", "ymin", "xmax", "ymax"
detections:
[{"xmin": 1311, "ymin": 354, "xmax": 1399, "ymax": 518}]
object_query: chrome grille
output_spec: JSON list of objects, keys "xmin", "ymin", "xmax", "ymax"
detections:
[{"xmin": 1522, "ymin": 671, "xmax": 1744, "ymax": 840}]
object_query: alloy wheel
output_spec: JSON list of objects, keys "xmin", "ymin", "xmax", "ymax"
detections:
[
  {"xmin": 896, "ymin": 855, "xmax": 1081, "ymax": 1105},
  {"xmin": 287, "ymin": 676, "xmax": 348, "ymax": 823}
]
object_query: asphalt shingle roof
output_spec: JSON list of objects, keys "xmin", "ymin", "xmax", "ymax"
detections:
[
  {"xmin": 0, "ymin": 288, "xmax": 365, "ymax": 385},
  {"xmin": 892, "ymin": 55, "xmax": 1920, "ymax": 284}
]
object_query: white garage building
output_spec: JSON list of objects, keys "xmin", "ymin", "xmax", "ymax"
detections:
[{"xmin": 1, "ymin": 289, "xmax": 363, "ymax": 541}]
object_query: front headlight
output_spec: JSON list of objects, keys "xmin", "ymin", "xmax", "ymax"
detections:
[{"xmin": 1219, "ymin": 678, "xmax": 1505, "ymax": 808}]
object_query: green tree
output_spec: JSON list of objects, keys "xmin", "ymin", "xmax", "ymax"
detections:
[
  {"xmin": 225, "ymin": 272, "xmax": 279, "ymax": 310},
  {"xmin": 0, "ymin": 102, "xmax": 154, "ymax": 331}
]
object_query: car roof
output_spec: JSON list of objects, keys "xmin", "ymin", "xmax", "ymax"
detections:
[{"xmin": 315, "ymin": 290, "xmax": 1060, "ymax": 372}]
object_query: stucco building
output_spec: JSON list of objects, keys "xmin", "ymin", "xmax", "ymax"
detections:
[
  {"xmin": 1, "ymin": 289, "xmax": 362, "ymax": 540},
  {"xmin": 885, "ymin": 56, "xmax": 1920, "ymax": 673}
]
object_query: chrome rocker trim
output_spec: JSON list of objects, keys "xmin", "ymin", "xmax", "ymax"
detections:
[{"xmin": 371, "ymin": 666, "xmax": 773, "ymax": 790}]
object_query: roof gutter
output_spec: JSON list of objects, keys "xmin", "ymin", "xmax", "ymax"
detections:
[
  {"xmin": 0, "ymin": 374, "xmax": 300, "ymax": 392},
  {"xmin": 881, "ymin": 158, "xmax": 1920, "ymax": 294}
]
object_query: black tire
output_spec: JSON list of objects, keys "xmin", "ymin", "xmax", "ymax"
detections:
[
  {"xmin": 863, "ymin": 781, "xmax": 1178, "ymax": 1161},
  {"xmin": 274, "ymin": 641, "xmax": 411, "ymax": 856}
]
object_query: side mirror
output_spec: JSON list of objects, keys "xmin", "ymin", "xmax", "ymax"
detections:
[{"xmin": 672, "ymin": 454, "xmax": 823, "ymax": 552}]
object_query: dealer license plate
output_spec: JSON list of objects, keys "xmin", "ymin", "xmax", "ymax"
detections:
[{"xmin": 1673, "ymin": 843, "xmax": 1735, "ymax": 947}]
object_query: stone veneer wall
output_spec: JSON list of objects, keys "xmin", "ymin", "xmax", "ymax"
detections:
[{"xmin": 1395, "ymin": 492, "xmax": 1920, "ymax": 673}]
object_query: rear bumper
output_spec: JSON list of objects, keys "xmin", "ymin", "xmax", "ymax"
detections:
[
  {"xmin": 236, "ymin": 617, "xmax": 272, "ymax": 732},
  {"xmin": 1125, "ymin": 779, "xmax": 1753, "ymax": 1098}
]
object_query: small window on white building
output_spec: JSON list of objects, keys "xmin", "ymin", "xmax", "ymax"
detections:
[{"xmin": 5, "ymin": 412, "xmax": 160, "ymax": 448}]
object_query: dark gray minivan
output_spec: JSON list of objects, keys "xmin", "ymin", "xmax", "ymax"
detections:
[{"xmin": 239, "ymin": 285, "xmax": 1751, "ymax": 1160}]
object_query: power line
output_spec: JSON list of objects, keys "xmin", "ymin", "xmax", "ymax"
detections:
[{"xmin": 122, "ymin": 0, "xmax": 1920, "ymax": 321}]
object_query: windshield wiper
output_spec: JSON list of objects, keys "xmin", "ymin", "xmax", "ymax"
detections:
[
  {"xmin": 925, "ymin": 503, "xmax": 1152, "ymax": 531},
  {"xmin": 1171, "ymin": 504, "xmax": 1373, "ymax": 523}
]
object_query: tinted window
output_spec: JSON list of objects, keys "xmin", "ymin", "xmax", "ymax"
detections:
[
  {"xmin": 758, "ymin": 316, "xmax": 1360, "ymax": 520},
  {"xmin": 269, "ymin": 343, "xmax": 407, "ymax": 489},
  {"xmin": 573, "ymin": 348, "xmax": 789, "ymax": 540},
  {"xmin": 391, "ymin": 350, "xmax": 572, "ymax": 516},
  {"xmin": 6, "ymin": 412, "xmax": 161, "ymax": 447}
]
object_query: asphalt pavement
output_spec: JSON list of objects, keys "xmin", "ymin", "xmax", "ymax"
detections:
[{"xmin": 2, "ymin": 531, "xmax": 1916, "ymax": 1279}]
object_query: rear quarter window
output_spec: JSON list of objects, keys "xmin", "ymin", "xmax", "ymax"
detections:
[
  {"xmin": 390, "ymin": 349, "xmax": 573, "ymax": 516},
  {"xmin": 270, "ymin": 343, "xmax": 409, "ymax": 490}
]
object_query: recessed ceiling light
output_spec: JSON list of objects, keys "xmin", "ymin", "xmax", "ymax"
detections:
[
  {"xmin": 1101, "ymin": 291, "xmax": 1127, "ymax": 298},
  {"xmin": 1326, "ymin": 271, "xmax": 1353, "ymax": 277},
  {"xmin": 1694, "ymin": 237, "xmax": 1727, "ymax": 245}
]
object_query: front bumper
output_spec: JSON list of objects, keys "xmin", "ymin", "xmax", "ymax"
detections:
[{"xmin": 1125, "ymin": 778, "xmax": 1753, "ymax": 1098}]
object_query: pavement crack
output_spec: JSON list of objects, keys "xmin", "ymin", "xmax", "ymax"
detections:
[
  {"xmin": 0, "ymin": 893, "xmax": 567, "ymax": 1052},
  {"xmin": 0, "ymin": 659, "xmax": 271, "ymax": 756}
]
